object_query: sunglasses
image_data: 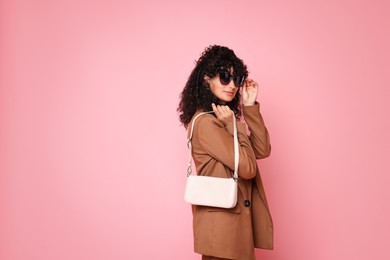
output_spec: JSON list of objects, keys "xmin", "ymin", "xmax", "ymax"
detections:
[{"xmin": 218, "ymin": 71, "xmax": 246, "ymax": 87}]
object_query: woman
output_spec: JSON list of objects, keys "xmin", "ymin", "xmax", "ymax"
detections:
[{"xmin": 178, "ymin": 45, "xmax": 273, "ymax": 260}]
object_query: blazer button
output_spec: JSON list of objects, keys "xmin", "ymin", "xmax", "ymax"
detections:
[{"xmin": 244, "ymin": 200, "xmax": 250, "ymax": 207}]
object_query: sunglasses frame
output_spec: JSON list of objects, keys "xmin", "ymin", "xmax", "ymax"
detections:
[{"xmin": 218, "ymin": 71, "xmax": 246, "ymax": 88}]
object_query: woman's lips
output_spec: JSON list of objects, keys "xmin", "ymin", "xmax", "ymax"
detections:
[{"xmin": 224, "ymin": 91, "xmax": 234, "ymax": 96}]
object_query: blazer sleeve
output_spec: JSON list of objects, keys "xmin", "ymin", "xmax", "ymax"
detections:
[
  {"xmin": 242, "ymin": 103, "xmax": 271, "ymax": 159},
  {"xmin": 195, "ymin": 114, "xmax": 258, "ymax": 180}
]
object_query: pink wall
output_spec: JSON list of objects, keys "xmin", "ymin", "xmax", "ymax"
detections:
[{"xmin": 1, "ymin": 0, "xmax": 389, "ymax": 259}]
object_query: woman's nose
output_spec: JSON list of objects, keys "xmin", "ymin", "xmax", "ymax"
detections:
[{"xmin": 227, "ymin": 81, "xmax": 236, "ymax": 89}]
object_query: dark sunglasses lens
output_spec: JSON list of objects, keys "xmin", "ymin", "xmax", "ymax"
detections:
[
  {"xmin": 219, "ymin": 72, "xmax": 231, "ymax": 85},
  {"xmin": 234, "ymin": 76, "xmax": 245, "ymax": 87}
]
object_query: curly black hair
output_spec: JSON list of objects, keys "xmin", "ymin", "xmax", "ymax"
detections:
[{"xmin": 177, "ymin": 45, "xmax": 248, "ymax": 128}]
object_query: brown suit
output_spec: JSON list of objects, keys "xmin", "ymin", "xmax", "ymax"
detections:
[{"xmin": 189, "ymin": 103, "xmax": 273, "ymax": 259}]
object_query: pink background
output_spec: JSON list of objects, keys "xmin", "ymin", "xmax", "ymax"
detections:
[{"xmin": 1, "ymin": 0, "xmax": 389, "ymax": 259}]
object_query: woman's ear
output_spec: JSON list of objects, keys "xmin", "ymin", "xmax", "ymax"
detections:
[
  {"xmin": 203, "ymin": 76, "xmax": 210, "ymax": 89},
  {"xmin": 204, "ymin": 76, "xmax": 210, "ymax": 86}
]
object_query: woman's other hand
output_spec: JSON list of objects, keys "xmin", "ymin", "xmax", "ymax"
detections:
[
  {"xmin": 242, "ymin": 78, "xmax": 258, "ymax": 106},
  {"xmin": 212, "ymin": 103, "xmax": 233, "ymax": 125}
]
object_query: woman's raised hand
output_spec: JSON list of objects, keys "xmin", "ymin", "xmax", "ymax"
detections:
[
  {"xmin": 242, "ymin": 78, "xmax": 258, "ymax": 106},
  {"xmin": 212, "ymin": 103, "xmax": 233, "ymax": 125}
]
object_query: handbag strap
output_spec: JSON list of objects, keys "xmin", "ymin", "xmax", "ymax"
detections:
[{"xmin": 187, "ymin": 111, "xmax": 239, "ymax": 180}]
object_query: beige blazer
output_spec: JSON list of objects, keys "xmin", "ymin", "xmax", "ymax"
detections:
[{"xmin": 189, "ymin": 103, "xmax": 273, "ymax": 259}]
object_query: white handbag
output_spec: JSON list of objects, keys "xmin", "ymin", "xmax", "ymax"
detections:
[{"xmin": 184, "ymin": 111, "xmax": 239, "ymax": 208}]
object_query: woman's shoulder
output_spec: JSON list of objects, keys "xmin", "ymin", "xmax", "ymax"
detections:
[
  {"xmin": 192, "ymin": 111, "xmax": 218, "ymax": 123},
  {"xmin": 195, "ymin": 111, "xmax": 225, "ymax": 131},
  {"xmin": 189, "ymin": 111, "xmax": 222, "ymax": 133}
]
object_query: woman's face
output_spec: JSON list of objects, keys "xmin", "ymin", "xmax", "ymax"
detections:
[{"xmin": 205, "ymin": 69, "xmax": 239, "ymax": 104}]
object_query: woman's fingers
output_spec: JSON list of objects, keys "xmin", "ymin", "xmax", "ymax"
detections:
[
  {"xmin": 212, "ymin": 103, "xmax": 233, "ymax": 124},
  {"xmin": 242, "ymin": 78, "xmax": 259, "ymax": 106}
]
